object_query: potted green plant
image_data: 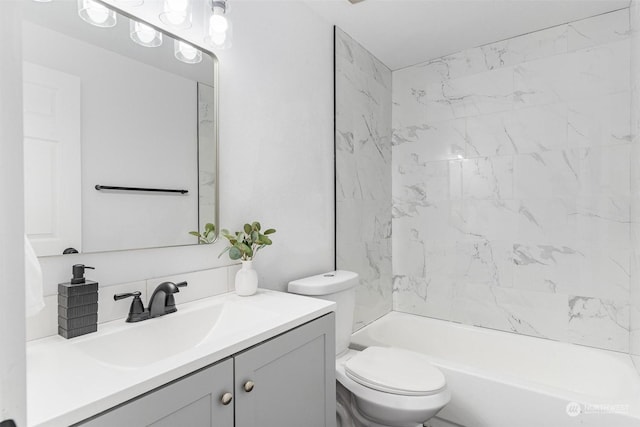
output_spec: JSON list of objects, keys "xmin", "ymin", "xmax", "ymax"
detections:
[
  {"xmin": 189, "ymin": 221, "xmax": 275, "ymax": 296},
  {"xmin": 220, "ymin": 221, "xmax": 276, "ymax": 296},
  {"xmin": 220, "ymin": 222, "xmax": 276, "ymax": 296},
  {"xmin": 219, "ymin": 221, "xmax": 275, "ymax": 259}
]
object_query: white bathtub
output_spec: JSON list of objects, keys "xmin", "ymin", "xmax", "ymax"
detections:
[{"xmin": 350, "ymin": 311, "xmax": 640, "ymax": 427}]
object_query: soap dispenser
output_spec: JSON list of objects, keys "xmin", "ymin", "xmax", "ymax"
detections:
[{"xmin": 58, "ymin": 264, "xmax": 99, "ymax": 339}]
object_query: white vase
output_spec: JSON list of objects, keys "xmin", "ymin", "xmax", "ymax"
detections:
[{"xmin": 235, "ymin": 260, "xmax": 258, "ymax": 296}]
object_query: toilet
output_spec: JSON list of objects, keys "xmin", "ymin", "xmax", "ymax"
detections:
[{"xmin": 288, "ymin": 271, "xmax": 450, "ymax": 427}]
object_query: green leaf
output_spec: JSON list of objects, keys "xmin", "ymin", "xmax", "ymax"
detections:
[
  {"xmin": 264, "ymin": 229, "xmax": 276, "ymax": 235},
  {"xmin": 188, "ymin": 231, "xmax": 200, "ymax": 237},
  {"xmin": 229, "ymin": 246, "xmax": 242, "ymax": 260},
  {"xmin": 261, "ymin": 236, "xmax": 272, "ymax": 245},
  {"xmin": 252, "ymin": 221, "xmax": 261, "ymax": 231},
  {"xmin": 243, "ymin": 223, "xmax": 252, "ymax": 234},
  {"xmin": 239, "ymin": 243, "xmax": 253, "ymax": 257},
  {"xmin": 251, "ymin": 231, "xmax": 259, "ymax": 242},
  {"xmin": 218, "ymin": 246, "xmax": 231, "ymax": 258},
  {"xmin": 205, "ymin": 223, "xmax": 215, "ymax": 233}
]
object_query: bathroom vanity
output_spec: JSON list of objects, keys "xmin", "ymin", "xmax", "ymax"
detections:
[{"xmin": 27, "ymin": 290, "xmax": 335, "ymax": 427}]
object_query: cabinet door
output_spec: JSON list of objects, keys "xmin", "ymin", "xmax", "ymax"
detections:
[
  {"xmin": 234, "ymin": 313, "xmax": 336, "ymax": 427},
  {"xmin": 78, "ymin": 358, "xmax": 234, "ymax": 427}
]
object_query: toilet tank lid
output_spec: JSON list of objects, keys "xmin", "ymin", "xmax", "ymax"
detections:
[{"xmin": 288, "ymin": 270, "xmax": 358, "ymax": 295}]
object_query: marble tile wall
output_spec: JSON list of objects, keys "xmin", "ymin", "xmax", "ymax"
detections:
[
  {"xmin": 392, "ymin": 10, "xmax": 632, "ymax": 352},
  {"xmin": 631, "ymin": 1, "xmax": 640, "ymax": 371},
  {"xmin": 335, "ymin": 28, "xmax": 393, "ymax": 330}
]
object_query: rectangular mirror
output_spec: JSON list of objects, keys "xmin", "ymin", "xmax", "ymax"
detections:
[{"xmin": 22, "ymin": 0, "xmax": 218, "ymax": 256}]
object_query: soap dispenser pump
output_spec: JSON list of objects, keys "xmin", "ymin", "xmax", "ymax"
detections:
[
  {"xmin": 58, "ymin": 264, "xmax": 99, "ymax": 339},
  {"xmin": 71, "ymin": 264, "xmax": 95, "ymax": 284}
]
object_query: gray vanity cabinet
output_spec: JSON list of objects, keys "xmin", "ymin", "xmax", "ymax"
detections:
[
  {"xmin": 78, "ymin": 358, "xmax": 234, "ymax": 427},
  {"xmin": 234, "ymin": 312, "xmax": 336, "ymax": 427},
  {"xmin": 77, "ymin": 313, "xmax": 335, "ymax": 427}
]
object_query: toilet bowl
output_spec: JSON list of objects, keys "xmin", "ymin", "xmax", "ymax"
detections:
[
  {"xmin": 288, "ymin": 271, "xmax": 450, "ymax": 427},
  {"xmin": 336, "ymin": 348, "xmax": 450, "ymax": 427}
]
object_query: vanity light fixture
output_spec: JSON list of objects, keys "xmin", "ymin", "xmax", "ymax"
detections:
[
  {"xmin": 130, "ymin": 20, "xmax": 163, "ymax": 47},
  {"xmin": 160, "ymin": 0, "xmax": 192, "ymax": 29},
  {"xmin": 174, "ymin": 40, "xmax": 202, "ymax": 64},
  {"xmin": 205, "ymin": 0, "xmax": 231, "ymax": 48},
  {"xmin": 77, "ymin": 0, "xmax": 117, "ymax": 28}
]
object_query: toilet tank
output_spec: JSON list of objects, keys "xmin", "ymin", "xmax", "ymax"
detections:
[{"xmin": 288, "ymin": 271, "xmax": 358, "ymax": 356}]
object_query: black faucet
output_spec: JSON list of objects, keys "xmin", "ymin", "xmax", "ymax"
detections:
[
  {"xmin": 148, "ymin": 281, "xmax": 187, "ymax": 318},
  {"xmin": 114, "ymin": 281, "xmax": 187, "ymax": 322}
]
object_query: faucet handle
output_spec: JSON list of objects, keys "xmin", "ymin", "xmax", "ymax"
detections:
[
  {"xmin": 113, "ymin": 291, "xmax": 149, "ymax": 323},
  {"xmin": 175, "ymin": 281, "xmax": 188, "ymax": 289},
  {"xmin": 114, "ymin": 291, "xmax": 141, "ymax": 301}
]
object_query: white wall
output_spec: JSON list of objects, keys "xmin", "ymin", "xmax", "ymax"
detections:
[
  {"xmin": 31, "ymin": 1, "xmax": 335, "ymax": 296},
  {"xmin": 0, "ymin": 2, "xmax": 26, "ymax": 424}
]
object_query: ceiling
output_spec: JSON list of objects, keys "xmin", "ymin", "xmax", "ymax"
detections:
[{"xmin": 303, "ymin": 0, "xmax": 631, "ymax": 70}]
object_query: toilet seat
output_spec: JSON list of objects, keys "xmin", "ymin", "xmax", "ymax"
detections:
[
  {"xmin": 336, "ymin": 349, "xmax": 451, "ymax": 427},
  {"xmin": 344, "ymin": 347, "xmax": 446, "ymax": 396}
]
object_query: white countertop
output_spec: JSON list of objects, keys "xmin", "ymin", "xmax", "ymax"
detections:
[{"xmin": 27, "ymin": 290, "xmax": 335, "ymax": 427}]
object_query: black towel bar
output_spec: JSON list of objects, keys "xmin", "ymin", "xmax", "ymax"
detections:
[{"xmin": 94, "ymin": 185, "xmax": 188, "ymax": 194}]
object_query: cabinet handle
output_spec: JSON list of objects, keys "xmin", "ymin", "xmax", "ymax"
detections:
[
  {"xmin": 221, "ymin": 392, "xmax": 233, "ymax": 405},
  {"xmin": 243, "ymin": 380, "xmax": 255, "ymax": 392}
]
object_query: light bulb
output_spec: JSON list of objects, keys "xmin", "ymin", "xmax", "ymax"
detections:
[
  {"xmin": 209, "ymin": 13, "xmax": 228, "ymax": 34},
  {"xmin": 130, "ymin": 20, "xmax": 162, "ymax": 47},
  {"xmin": 205, "ymin": 1, "xmax": 230, "ymax": 48},
  {"xmin": 209, "ymin": 31, "xmax": 226, "ymax": 46},
  {"xmin": 179, "ymin": 42, "xmax": 197, "ymax": 59},
  {"xmin": 116, "ymin": 0, "xmax": 144, "ymax": 6},
  {"xmin": 174, "ymin": 40, "xmax": 202, "ymax": 64},
  {"xmin": 167, "ymin": 0, "xmax": 188, "ymax": 11},
  {"xmin": 136, "ymin": 22, "xmax": 155, "ymax": 43},
  {"xmin": 160, "ymin": 0, "xmax": 191, "ymax": 28},
  {"xmin": 166, "ymin": 13, "xmax": 185, "ymax": 26},
  {"xmin": 87, "ymin": 2, "xmax": 109, "ymax": 23},
  {"xmin": 78, "ymin": 0, "xmax": 116, "ymax": 27}
]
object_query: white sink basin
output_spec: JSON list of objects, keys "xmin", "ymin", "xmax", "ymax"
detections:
[{"xmin": 73, "ymin": 301, "xmax": 243, "ymax": 368}]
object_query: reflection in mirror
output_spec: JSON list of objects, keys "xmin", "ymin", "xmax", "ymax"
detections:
[{"xmin": 22, "ymin": 0, "xmax": 218, "ymax": 256}]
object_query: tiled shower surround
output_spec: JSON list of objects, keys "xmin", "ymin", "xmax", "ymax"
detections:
[
  {"xmin": 392, "ymin": 9, "xmax": 632, "ymax": 352},
  {"xmin": 335, "ymin": 28, "xmax": 393, "ymax": 329}
]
